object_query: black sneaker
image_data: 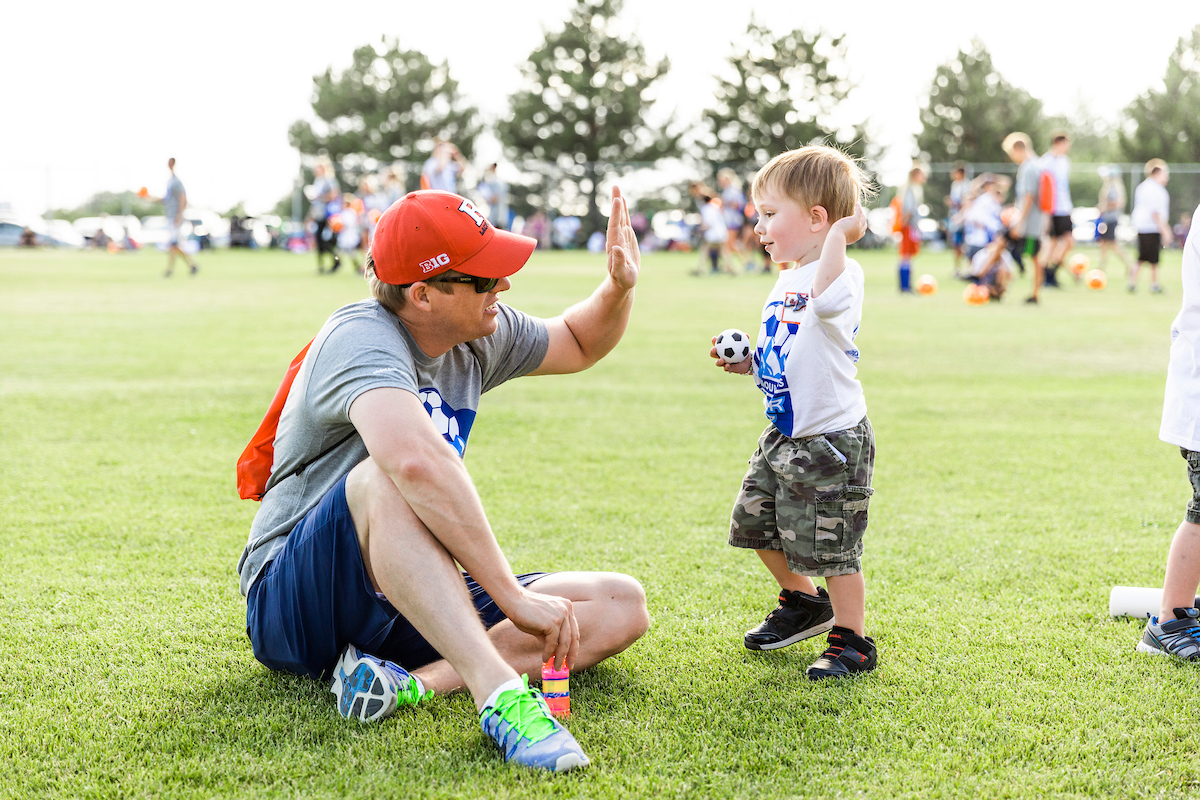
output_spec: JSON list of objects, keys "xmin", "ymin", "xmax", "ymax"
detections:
[
  {"xmin": 1024, "ymin": 295, "xmax": 1038, "ymax": 304},
  {"xmin": 744, "ymin": 587, "xmax": 834, "ymax": 651},
  {"xmin": 805, "ymin": 626, "xmax": 877, "ymax": 680}
]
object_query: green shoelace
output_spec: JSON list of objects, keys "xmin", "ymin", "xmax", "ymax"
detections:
[{"xmin": 481, "ymin": 675, "xmax": 557, "ymax": 744}]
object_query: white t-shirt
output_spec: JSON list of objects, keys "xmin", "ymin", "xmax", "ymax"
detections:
[
  {"xmin": 752, "ymin": 259, "xmax": 867, "ymax": 439},
  {"xmin": 963, "ymin": 193, "xmax": 1002, "ymax": 248},
  {"xmin": 1132, "ymin": 178, "xmax": 1170, "ymax": 234},
  {"xmin": 1046, "ymin": 154, "xmax": 1073, "ymax": 215},
  {"xmin": 700, "ymin": 201, "xmax": 728, "ymax": 243},
  {"xmin": 1161, "ymin": 205, "xmax": 1200, "ymax": 451}
]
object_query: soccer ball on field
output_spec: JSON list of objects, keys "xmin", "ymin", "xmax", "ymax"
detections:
[
  {"xmin": 916, "ymin": 274, "xmax": 938, "ymax": 295},
  {"xmin": 963, "ymin": 283, "xmax": 990, "ymax": 305},
  {"xmin": 1085, "ymin": 268, "xmax": 1107, "ymax": 290},
  {"xmin": 714, "ymin": 329, "xmax": 752, "ymax": 363},
  {"xmin": 1069, "ymin": 253, "xmax": 1090, "ymax": 276}
]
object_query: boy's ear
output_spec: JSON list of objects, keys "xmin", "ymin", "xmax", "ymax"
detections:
[{"xmin": 809, "ymin": 205, "xmax": 829, "ymax": 231}]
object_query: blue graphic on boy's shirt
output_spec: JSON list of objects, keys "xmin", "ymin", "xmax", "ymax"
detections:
[
  {"xmin": 419, "ymin": 388, "xmax": 475, "ymax": 456},
  {"xmin": 754, "ymin": 297, "xmax": 801, "ymax": 434}
]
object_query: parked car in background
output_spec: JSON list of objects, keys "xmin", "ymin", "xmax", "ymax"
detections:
[{"xmin": 0, "ymin": 212, "xmax": 85, "ymax": 247}]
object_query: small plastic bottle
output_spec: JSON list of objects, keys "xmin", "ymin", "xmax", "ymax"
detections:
[{"xmin": 541, "ymin": 659, "xmax": 570, "ymax": 719}]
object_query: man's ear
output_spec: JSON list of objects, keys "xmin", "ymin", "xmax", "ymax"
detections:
[
  {"xmin": 810, "ymin": 205, "xmax": 829, "ymax": 231},
  {"xmin": 407, "ymin": 282, "xmax": 433, "ymax": 312}
]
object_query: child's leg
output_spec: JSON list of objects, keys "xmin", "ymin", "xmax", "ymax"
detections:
[
  {"xmin": 756, "ymin": 549, "xmax": 819, "ymax": 596},
  {"xmin": 825, "ymin": 572, "xmax": 865, "ymax": 636},
  {"xmin": 1130, "ymin": 260, "xmax": 1142, "ymax": 288},
  {"xmin": 1160, "ymin": 521, "xmax": 1200, "ymax": 619},
  {"xmin": 898, "ymin": 259, "xmax": 911, "ymax": 291}
]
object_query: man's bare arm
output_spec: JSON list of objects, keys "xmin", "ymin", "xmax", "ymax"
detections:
[
  {"xmin": 533, "ymin": 186, "xmax": 640, "ymax": 375},
  {"xmin": 349, "ymin": 387, "xmax": 579, "ymax": 667}
]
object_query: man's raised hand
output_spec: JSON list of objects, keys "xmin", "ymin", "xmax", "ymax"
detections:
[{"xmin": 606, "ymin": 186, "xmax": 640, "ymax": 291}]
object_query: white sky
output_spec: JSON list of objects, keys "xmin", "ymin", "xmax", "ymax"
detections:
[{"xmin": 3, "ymin": 0, "xmax": 1198, "ymax": 218}]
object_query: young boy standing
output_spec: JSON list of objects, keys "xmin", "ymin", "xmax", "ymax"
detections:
[
  {"xmin": 1139, "ymin": 203, "xmax": 1200, "ymax": 660},
  {"xmin": 710, "ymin": 146, "xmax": 877, "ymax": 680}
]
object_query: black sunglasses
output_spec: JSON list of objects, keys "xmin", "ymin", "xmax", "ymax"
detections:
[{"xmin": 423, "ymin": 274, "xmax": 500, "ymax": 293}]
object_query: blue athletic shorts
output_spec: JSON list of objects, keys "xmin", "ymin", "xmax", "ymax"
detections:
[{"xmin": 246, "ymin": 473, "xmax": 548, "ymax": 680}]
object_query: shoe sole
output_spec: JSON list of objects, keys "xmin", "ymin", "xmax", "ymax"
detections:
[
  {"xmin": 744, "ymin": 618, "xmax": 835, "ymax": 651},
  {"xmin": 331, "ymin": 649, "xmax": 397, "ymax": 723},
  {"xmin": 1135, "ymin": 640, "xmax": 1200, "ymax": 660},
  {"xmin": 554, "ymin": 753, "xmax": 591, "ymax": 772}
]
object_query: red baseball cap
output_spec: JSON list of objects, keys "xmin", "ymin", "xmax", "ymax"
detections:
[{"xmin": 370, "ymin": 191, "xmax": 537, "ymax": 285}]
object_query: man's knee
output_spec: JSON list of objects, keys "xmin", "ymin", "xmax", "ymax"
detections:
[{"xmin": 598, "ymin": 573, "xmax": 651, "ymax": 644}]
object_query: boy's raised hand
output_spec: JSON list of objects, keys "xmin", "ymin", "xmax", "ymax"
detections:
[
  {"xmin": 833, "ymin": 202, "xmax": 869, "ymax": 245},
  {"xmin": 710, "ymin": 336, "xmax": 753, "ymax": 374}
]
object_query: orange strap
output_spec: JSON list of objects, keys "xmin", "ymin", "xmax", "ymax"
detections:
[{"xmin": 236, "ymin": 340, "xmax": 314, "ymax": 501}]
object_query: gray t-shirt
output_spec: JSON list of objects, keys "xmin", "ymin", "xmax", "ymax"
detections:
[
  {"xmin": 164, "ymin": 175, "xmax": 184, "ymax": 220},
  {"xmin": 1015, "ymin": 156, "xmax": 1045, "ymax": 239},
  {"xmin": 236, "ymin": 299, "xmax": 550, "ymax": 596}
]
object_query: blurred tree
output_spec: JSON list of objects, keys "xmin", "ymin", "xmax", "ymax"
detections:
[
  {"xmin": 916, "ymin": 40, "xmax": 1046, "ymax": 218},
  {"xmin": 50, "ymin": 192, "xmax": 160, "ymax": 222},
  {"xmin": 1119, "ymin": 26, "xmax": 1200, "ymax": 224},
  {"xmin": 1120, "ymin": 27, "xmax": 1200, "ymax": 165},
  {"xmin": 697, "ymin": 19, "xmax": 867, "ymax": 172},
  {"xmin": 288, "ymin": 39, "xmax": 480, "ymax": 182},
  {"xmin": 497, "ymin": 0, "xmax": 679, "ymax": 235}
]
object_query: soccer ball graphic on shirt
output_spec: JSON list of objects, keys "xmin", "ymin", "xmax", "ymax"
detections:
[
  {"xmin": 419, "ymin": 388, "xmax": 473, "ymax": 455},
  {"xmin": 714, "ymin": 328, "xmax": 752, "ymax": 363}
]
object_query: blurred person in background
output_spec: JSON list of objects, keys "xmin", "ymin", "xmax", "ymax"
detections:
[
  {"xmin": 382, "ymin": 166, "xmax": 406, "ymax": 206},
  {"xmin": 716, "ymin": 169, "xmax": 747, "ymax": 269},
  {"xmin": 476, "ymin": 164, "xmax": 509, "ymax": 230},
  {"xmin": 155, "ymin": 157, "xmax": 198, "ymax": 277},
  {"xmin": 961, "ymin": 174, "xmax": 1007, "ymax": 265},
  {"xmin": 1042, "ymin": 133, "xmax": 1074, "ymax": 288},
  {"xmin": 1096, "ymin": 165, "xmax": 1132, "ymax": 280},
  {"xmin": 19, "ymin": 226, "xmax": 36, "ymax": 247},
  {"xmin": 946, "ymin": 164, "xmax": 967, "ymax": 275},
  {"xmin": 689, "ymin": 182, "xmax": 733, "ymax": 275},
  {"xmin": 309, "ymin": 158, "xmax": 341, "ymax": 274},
  {"xmin": 1130, "ymin": 159, "xmax": 1173, "ymax": 293},
  {"xmin": 1002, "ymin": 132, "xmax": 1047, "ymax": 304},
  {"xmin": 359, "ymin": 176, "xmax": 389, "ymax": 251},
  {"xmin": 421, "ymin": 140, "xmax": 467, "ymax": 193},
  {"xmin": 1176, "ymin": 212, "xmax": 1192, "ymax": 246},
  {"xmin": 893, "ymin": 163, "xmax": 927, "ymax": 291},
  {"xmin": 519, "ymin": 209, "xmax": 550, "ymax": 249}
]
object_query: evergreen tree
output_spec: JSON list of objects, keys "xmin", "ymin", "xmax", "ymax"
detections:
[
  {"xmin": 916, "ymin": 40, "xmax": 1045, "ymax": 217},
  {"xmin": 1120, "ymin": 26, "xmax": 1200, "ymax": 223},
  {"xmin": 698, "ymin": 19, "xmax": 865, "ymax": 172},
  {"xmin": 288, "ymin": 39, "xmax": 480, "ymax": 187},
  {"xmin": 497, "ymin": 0, "xmax": 678, "ymax": 235}
]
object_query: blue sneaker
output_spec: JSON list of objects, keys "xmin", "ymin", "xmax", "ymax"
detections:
[
  {"xmin": 1136, "ymin": 607, "xmax": 1200, "ymax": 661},
  {"xmin": 330, "ymin": 644, "xmax": 431, "ymax": 722},
  {"xmin": 480, "ymin": 676, "xmax": 590, "ymax": 772}
]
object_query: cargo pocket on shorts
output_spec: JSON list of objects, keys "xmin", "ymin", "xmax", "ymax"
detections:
[{"xmin": 813, "ymin": 486, "xmax": 874, "ymax": 563}]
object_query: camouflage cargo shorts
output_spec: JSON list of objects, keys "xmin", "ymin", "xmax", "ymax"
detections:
[
  {"xmin": 729, "ymin": 417, "xmax": 875, "ymax": 577},
  {"xmin": 1183, "ymin": 449, "xmax": 1200, "ymax": 525}
]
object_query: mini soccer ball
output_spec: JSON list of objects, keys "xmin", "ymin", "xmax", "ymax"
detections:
[
  {"xmin": 916, "ymin": 274, "xmax": 938, "ymax": 295},
  {"xmin": 137, "ymin": 186, "xmax": 149, "ymax": 199},
  {"xmin": 963, "ymin": 283, "xmax": 990, "ymax": 305},
  {"xmin": 714, "ymin": 329, "xmax": 752, "ymax": 363},
  {"xmin": 1000, "ymin": 206, "xmax": 1017, "ymax": 228},
  {"xmin": 1069, "ymin": 253, "xmax": 1090, "ymax": 276},
  {"xmin": 1085, "ymin": 268, "xmax": 1107, "ymax": 290}
]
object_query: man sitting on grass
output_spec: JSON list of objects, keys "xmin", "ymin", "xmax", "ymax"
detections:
[{"xmin": 236, "ymin": 189, "xmax": 649, "ymax": 773}]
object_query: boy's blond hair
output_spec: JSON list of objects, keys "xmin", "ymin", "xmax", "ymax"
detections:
[
  {"xmin": 751, "ymin": 145, "xmax": 874, "ymax": 222},
  {"xmin": 1145, "ymin": 158, "xmax": 1168, "ymax": 177}
]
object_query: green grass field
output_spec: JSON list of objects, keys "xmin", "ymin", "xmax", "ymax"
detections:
[{"xmin": 2, "ymin": 243, "xmax": 1197, "ymax": 799}]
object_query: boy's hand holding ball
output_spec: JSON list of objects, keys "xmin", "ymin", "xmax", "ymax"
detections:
[{"xmin": 711, "ymin": 329, "xmax": 753, "ymax": 374}]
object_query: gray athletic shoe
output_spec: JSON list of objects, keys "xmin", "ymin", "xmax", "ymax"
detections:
[{"xmin": 1136, "ymin": 607, "xmax": 1200, "ymax": 661}]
